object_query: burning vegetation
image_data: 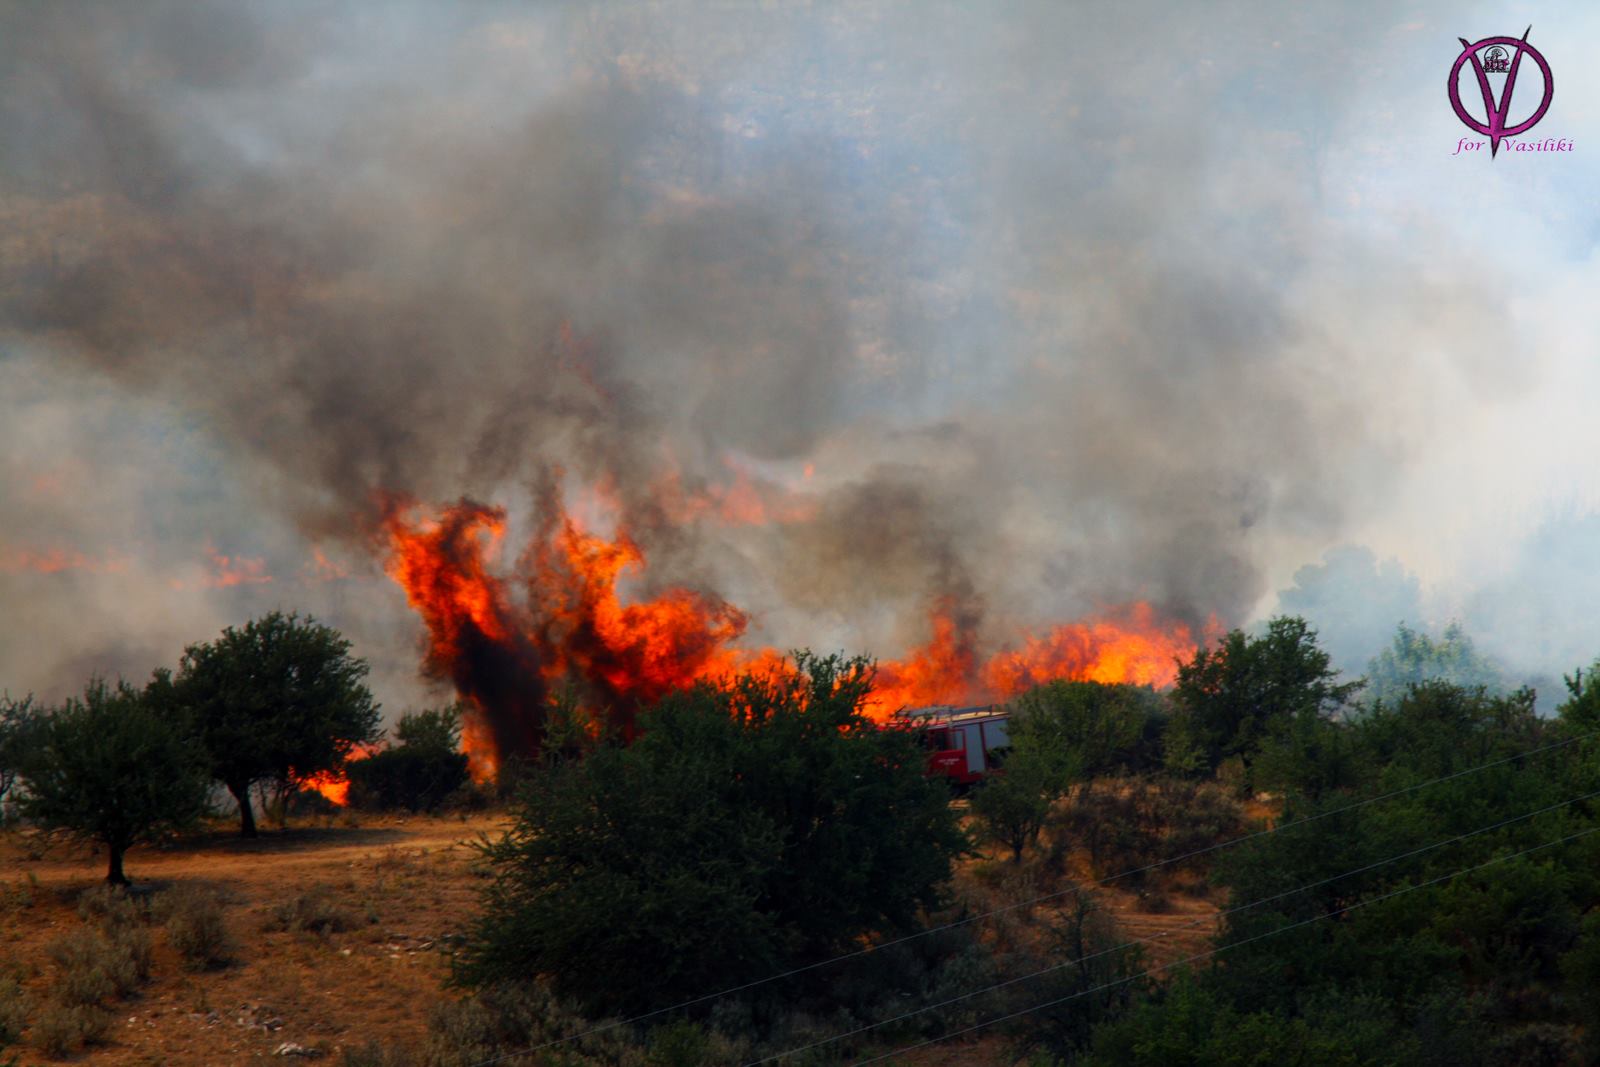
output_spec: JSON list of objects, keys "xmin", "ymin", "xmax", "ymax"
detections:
[{"xmin": 377, "ymin": 490, "xmax": 1210, "ymax": 784}]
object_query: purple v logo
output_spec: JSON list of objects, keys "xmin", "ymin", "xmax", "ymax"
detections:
[{"xmin": 1449, "ymin": 27, "xmax": 1554, "ymax": 157}]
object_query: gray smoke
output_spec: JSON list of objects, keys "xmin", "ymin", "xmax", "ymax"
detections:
[{"xmin": 0, "ymin": 1, "xmax": 1550, "ymax": 707}]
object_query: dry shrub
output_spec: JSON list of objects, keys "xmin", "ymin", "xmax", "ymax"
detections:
[
  {"xmin": 1054, "ymin": 777, "xmax": 1247, "ymax": 895},
  {"xmin": 31, "ymin": 1002, "xmax": 110, "ymax": 1058},
  {"xmin": 47, "ymin": 927, "xmax": 146, "ymax": 1005},
  {"xmin": 341, "ymin": 1041, "xmax": 419, "ymax": 1067},
  {"xmin": 263, "ymin": 886, "xmax": 364, "ymax": 938},
  {"xmin": 0, "ymin": 874, "xmax": 37, "ymax": 914},
  {"xmin": 422, "ymin": 983, "xmax": 647, "ymax": 1067},
  {"xmin": 76, "ymin": 883, "xmax": 148, "ymax": 927},
  {"xmin": 0, "ymin": 976, "xmax": 30, "ymax": 1048},
  {"xmin": 162, "ymin": 886, "xmax": 237, "ymax": 971}
]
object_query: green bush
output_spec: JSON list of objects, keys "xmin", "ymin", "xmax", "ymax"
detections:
[
  {"xmin": 970, "ymin": 750, "xmax": 1056, "ymax": 863},
  {"xmin": 341, "ymin": 1041, "xmax": 419, "ymax": 1067},
  {"xmin": 348, "ymin": 746, "xmax": 470, "ymax": 813},
  {"xmin": 458, "ymin": 653, "xmax": 966, "ymax": 1019}
]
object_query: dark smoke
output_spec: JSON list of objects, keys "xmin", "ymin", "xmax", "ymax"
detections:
[{"xmin": 0, "ymin": 2, "xmax": 1534, "ymax": 708}]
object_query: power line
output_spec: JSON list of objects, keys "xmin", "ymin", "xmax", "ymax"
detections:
[
  {"xmin": 850, "ymin": 824, "xmax": 1600, "ymax": 1067},
  {"xmin": 461, "ymin": 726, "xmax": 1593, "ymax": 1067},
  {"xmin": 747, "ymin": 785, "xmax": 1600, "ymax": 1064}
]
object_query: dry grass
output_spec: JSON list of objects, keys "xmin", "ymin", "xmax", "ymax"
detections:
[{"xmin": 0, "ymin": 812, "xmax": 505, "ymax": 1066}]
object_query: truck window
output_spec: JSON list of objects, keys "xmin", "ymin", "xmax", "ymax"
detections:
[{"xmin": 983, "ymin": 719, "xmax": 1009, "ymax": 750}]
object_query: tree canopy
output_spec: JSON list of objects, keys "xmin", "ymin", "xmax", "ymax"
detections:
[
  {"xmin": 1170, "ymin": 615, "xmax": 1361, "ymax": 784},
  {"xmin": 173, "ymin": 611, "xmax": 381, "ymax": 836},
  {"xmin": 457, "ymin": 653, "xmax": 966, "ymax": 1015},
  {"xmin": 347, "ymin": 705, "xmax": 470, "ymax": 813},
  {"xmin": 1081, "ymin": 678, "xmax": 1600, "ymax": 1066},
  {"xmin": 16, "ymin": 679, "xmax": 211, "ymax": 884},
  {"xmin": 1365, "ymin": 621, "xmax": 1503, "ymax": 705}
]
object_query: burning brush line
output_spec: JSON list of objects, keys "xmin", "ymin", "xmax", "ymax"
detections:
[{"xmin": 367, "ymin": 494, "xmax": 1212, "ymax": 785}]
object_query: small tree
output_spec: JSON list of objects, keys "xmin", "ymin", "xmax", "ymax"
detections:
[
  {"xmin": 1009, "ymin": 680, "xmax": 1153, "ymax": 782},
  {"xmin": 971, "ymin": 747, "xmax": 1057, "ymax": 863},
  {"xmin": 347, "ymin": 705, "xmax": 470, "ymax": 813},
  {"xmin": 1171, "ymin": 616, "xmax": 1361, "ymax": 785},
  {"xmin": 972, "ymin": 681, "xmax": 1156, "ymax": 863},
  {"xmin": 17, "ymin": 679, "xmax": 210, "ymax": 884},
  {"xmin": 175, "ymin": 612, "xmax": 381, "ymax": 836}
]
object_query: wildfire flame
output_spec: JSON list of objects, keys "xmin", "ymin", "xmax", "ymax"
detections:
[
  {"xmin": 377, "ymin": 492, "xmax": 1210, "ymax": 782},
  {"xmin": 294, "ymin": 743, "xmax": 380, "ymax": 807}
]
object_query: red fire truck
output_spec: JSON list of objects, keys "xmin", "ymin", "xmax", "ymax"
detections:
[{"xmin": 896, "ymin": 704, "xmax": 1010, "ymax": 789}]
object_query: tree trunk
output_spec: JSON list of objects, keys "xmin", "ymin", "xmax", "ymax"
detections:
[
  {"xmin": 228, "ymin": 779, "xmax": 258, "ymax": 838},
  {"xmin": 106, "ymin": 842, "xmax": 128, "ymax": 886}
]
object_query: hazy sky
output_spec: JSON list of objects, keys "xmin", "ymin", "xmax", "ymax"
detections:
[{"xmin": 3, "ymin": 1, "xmax": 1598, "ymax": 713}]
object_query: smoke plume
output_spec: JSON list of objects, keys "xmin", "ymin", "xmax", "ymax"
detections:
[{"xmin": 0, "ymin": 1, "xmax": 1570, "ymax": 719}]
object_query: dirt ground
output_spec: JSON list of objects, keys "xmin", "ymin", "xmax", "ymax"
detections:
[
  {"xmin": 1, "ymin": 811, "xmax": 505, "ymax": 1066},
  {"xmin": 0, "ymin": 808, "xmax": 1226, "ymax": 1066}
]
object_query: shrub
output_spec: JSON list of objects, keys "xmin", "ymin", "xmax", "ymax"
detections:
[
  {"xmin": 970, "ymin": 748, "xmax": 1058, "ymax": 863},
  {"xmin": 77, "ymin": 883, "xmax": 147, "ymax": 929},
  {"xmin": 1012, "ymin": 891, "xmax": 1146, "ymax": 1062},
  {"xmin": 263, "ymin": 887, "xmax": 364, "ymax": 938},
  {"xmin": 341, "ymin": 1041, "xmax": 419, "ymax": 1067},
  {"xmin": 163, "ymin": 887, "xmax": 237, "ymax": 971},
  {"xmin": 47, "ymin": 927, "xmax": 147, "ymax": 1005},
  {"xmin": 0, "ymin": 976, "xmax": 30, "ymax": 1049},
  {"xmin": 1054, "ymin": 777, "xmax": 1246, "ymax": 895},
  {"xmin": 421, "ymin": 983, "xmax": 629, "ymax": 1067},
  {"xmin": 458, "ymin": 654, "xmax": 965, "ymax": 1017},
  {"xmin": 347, "ymin": 746, "xmax": 470, "ymax": 814},
  {"xmin": 31, "ymin": 1001, "xmax": 110, "ymax": 1058}
]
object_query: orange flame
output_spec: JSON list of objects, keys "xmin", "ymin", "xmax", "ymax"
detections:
[
  {"xmin": 378, "ymin": 493, "xmax": 1209, "ymax": 778},
  {"xmin": 0, "ymin": 546, "xmax": 129, "ymax": 574},
  {"xmin": 200, "ymin": 546, "xmax": 273, "ymax": 588},
  {"xmin": 294, "ymin": 744, "xmax": 379, "ymax": 807},
  {"xmin": 980, "ymin": 602, "xmax": 1214, "ymax": 695}
]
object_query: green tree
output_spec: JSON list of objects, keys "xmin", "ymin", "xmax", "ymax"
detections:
[
  {"xmin": 0, "ymin": 693, "xmax": 40, "ymax": 815},
  {"xmin": 1365, "ymin": 622, "xmax": 1503, "ymax": 705},
  {"xmin": 1557, "ymin": 657, "xmax": 1600, "ymax": 733},
  {"xmin": 16, "ymin": 679, "xmax": 211, "ymax": 884},
  {"xmin": 395, "ymin": 703, "xmax": 464, "ymax": 750},
  {"xmin": 970, "ymin": 747, "xmax": 1056, "ymax": 863},
  {"xmin": 1062, "ymin": 680, "xmax": 1600, "ymax": 1064},
  {"xmin": 1171, "ymin": 616, "xmax": 1361, "ymax": 785},
  {"xmin": 971, "ymin": 681, "xmax": 1154, "ymax": 863},
  {"xmin": 1010, "ymin": 679, "xmax": 1153, "ymax": 781},
  {"xmin": 174, "ymin": 612, "xmax": 381, "ymax": 837},
  {"xmin": 347, "ymin": 705, "xmax": 471, "ymax": 812},
  {"xmin": 458, "ymin": 653, "xmax": 965, "ymax": 1016}
]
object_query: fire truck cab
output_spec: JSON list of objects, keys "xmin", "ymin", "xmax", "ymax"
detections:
[{"xmin": 897, "ymin": 704, "xmax": 1010, "ymax": 790}]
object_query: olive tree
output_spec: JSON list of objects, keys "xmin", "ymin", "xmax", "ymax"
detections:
[
  {"xmin": 17, "ymin": 679, "xmax": 210, "ymax": 884},
  {"xmin": 174, "ymin": 612, "xmax": 381, "ymax": 836}
]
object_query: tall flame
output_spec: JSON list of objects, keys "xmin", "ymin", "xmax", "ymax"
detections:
[{"xmin": 379, "ymin": 493, "xmax": 1208, "ymax": 780}]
